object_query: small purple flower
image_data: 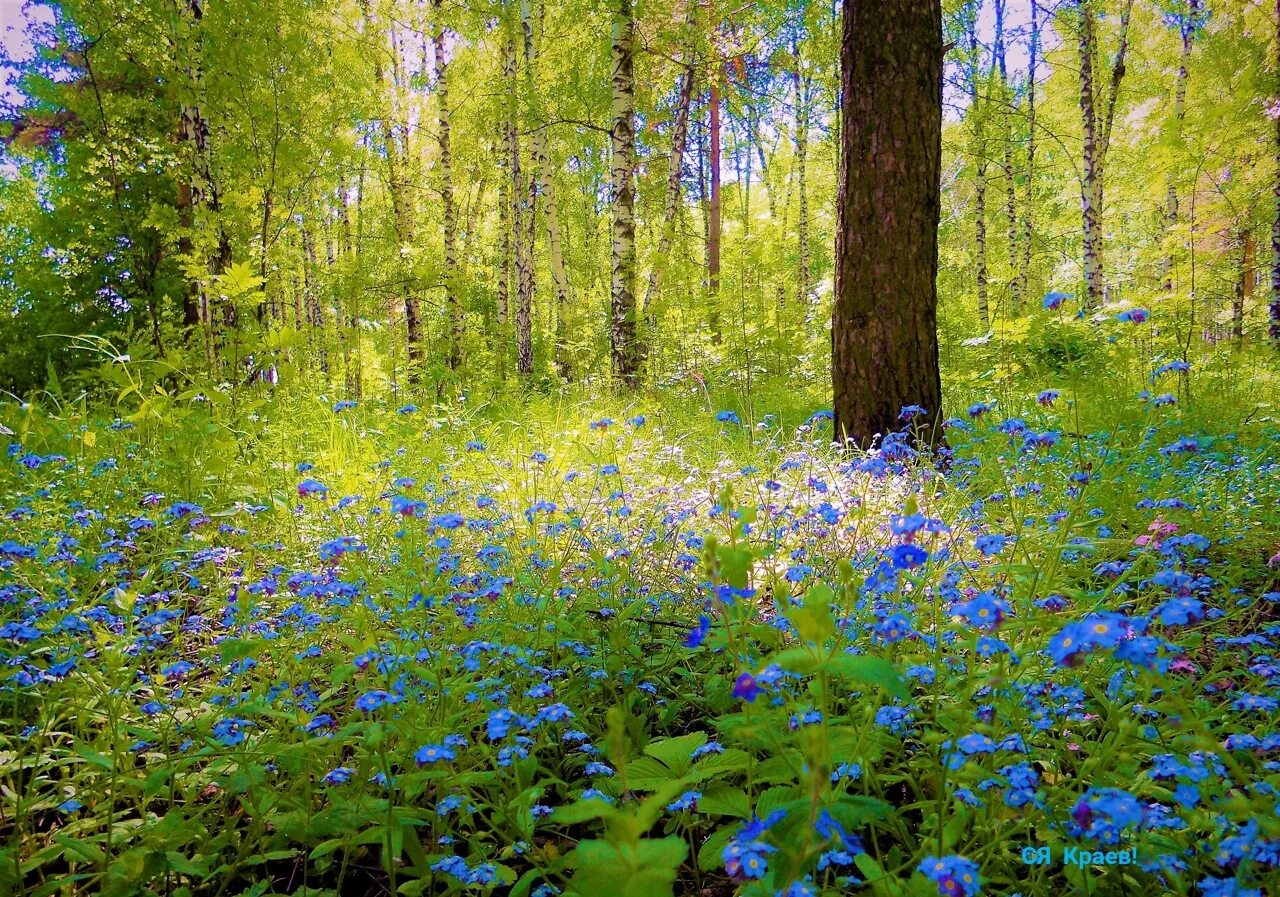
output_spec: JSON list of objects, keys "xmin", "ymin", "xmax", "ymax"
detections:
[{"xmin": 732, "ymin": 673, "xmax": 760, "ymax": 703}]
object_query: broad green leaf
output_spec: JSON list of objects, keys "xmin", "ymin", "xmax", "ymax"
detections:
[{"xmin": 568, "ymin": 837, "xmax": 687, "ymax": 897}]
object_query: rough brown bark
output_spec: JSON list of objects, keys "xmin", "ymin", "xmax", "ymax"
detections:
[{"xmin": 832, "ymin": 0, "xmax": 943, "ymax": 447}]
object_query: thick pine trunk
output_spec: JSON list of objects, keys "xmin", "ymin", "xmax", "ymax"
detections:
[
  {"xmin": 832, "ymin": 0, "xmax": 943, "ymax": 446},
  {"xmin": 609, "ymin": 0, "xmax": 639, "ymax": 386},
  {"xmin": 433, "ymin": 0, "xmax": 462, "ymax": 371}
]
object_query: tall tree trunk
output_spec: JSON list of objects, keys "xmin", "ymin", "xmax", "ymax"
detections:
[
  {"xmin": 364, "ymin": 0, "xmax": 422, "ymax": 374},
  {"xmin": 1272, "ymin": 0, "xmax": 1280, "ymax": 345},
  {"xmin": 338, "ymin": 168, "xmax": 362, "ymax": 398},
  {"xmin": 967, "ymin": 3, "xmax": 989, "ymax": 330},
  {"xmin": 497, "ymin": 135, "xmax": 511, "ymax": 331},
  {"xmin": 792, "ymin": 37, "xmax": 811, "ymax": 311},
  {"xmin": 707, "ymin": 2, "xmax": 722, "ymax": 342},
  {"xmin": 1163, "ymin": 0, "xmax": 1200, "ymax": 295},
  {"xmin": 433, "ymin": 0, "xmax": 462, "ymax": 371},
  {"xmin": 832, "ymin": 0, "xmax": 943, "ymax": 446},
  {"xmin": 1237, "ymin": 227, "xmax": 1253, "ymax": 341},
  {"xmin": 1016, "ymin": 0, "xmax": 1038, "ymax": 309},
  {"xmin": 1078, "ymin": 0, "xmax": 1134, "ymax": 309},
  {"xmin": 994, "ymin": 0, "xmax": 1018, "ymax": 312},
  {"xmin": 1078, "ymin": 0, "xmax": 1103, "ymax": 309},
  {"xmin": 500, "ymin": 5, "xmax": 520, "ymax": 379},
  {"xmin": 609, "ymin": 0, "xmax": 639, "ymax": 386},
  {"xmin": 513, "ymin": 2, "xmax": 534, "ymax": 377},
  {"xmin": 178, "ymin": 0, "xmax": 232, "ymax": 362},
  {"xmin": 641, "ymin": 0, "xmax": 696, "ymax": 360},
  {"xmin": 522, "ymin": 0, "xmax": 572, "ymax": 380}
]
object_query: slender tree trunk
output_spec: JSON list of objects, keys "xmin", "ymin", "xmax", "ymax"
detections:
[
  {"xmin": 178, "ymin": 0, "xmax": 232, "ymax": 361},
  {"xmin": 610, "ymin": 0, "xmax": 639, "ymax": 386},
  {"xmin": 1016, "ymin": 0, "xmax": 1038, "ymax": 309},
  {"xmin": 1079, "ymin": 0, "xmax": 1133, "ymax": 309},
  {"xmin": 1078, "ymin": 0, "xmax": 1103, "ymax": 309},
  {"xmin": 338, "ymin": 168, "xmax": 362, "ymax": 397},
  {"xmin": 522, "ymin": 0, "xmax": 572, "ymax": 379},
  {"xmin": 967, "ymin": 4, "xmax": 989, "ymax": 329},
  {"xmin": 994, "ymin": 0, "xmax": 1018, "ymax": 311},
  {"xmin": 707, "ymin": 2, "xmax": 722, "ymax": 342},
  {"xmin": 498, "ymin": 135, "xmax": 511, "ymax": 331},
  {"xmin": 1236, "ymin": 227, "xmax": 1253, "ymax": 341},
  {"xmin": 500, "ymin": 5, "xmax": 519, "ymax": 379},
  {"xmin": 513, "ymin": 2, "xmax": 534, "ymax": 377},
  {"xmin": 1272, "ymin": 0, "xmax": 1280, "ymax": 345},
  {"xmin": 1163, "ymin": 0, "xmax": 1200, "ymax": 295},
  {"xmin": 257, "ymin": 186, "xmax": 273, "ymax": 325},
  {"xmin": 364, "ymin": 0, "xmax": 422, "ymax": 374},
  {"xmin": 641, "ymin": 0, "xmax": 695, "ymax": 357},
  {"xmin": 832, "ymin": 0, "xmax": 943, "ymax": 446},
  {"xmin": 793, "ymin": 37, "xmax": 811, "ymax": 311},
  {"xmin": 433, "ymin": 0, "xmax": 462, "ymax": 371}
]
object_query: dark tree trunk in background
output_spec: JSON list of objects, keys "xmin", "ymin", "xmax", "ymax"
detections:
[{"xmin": 832, "ymin": 0, "xmax": 943, "ymax": 447}]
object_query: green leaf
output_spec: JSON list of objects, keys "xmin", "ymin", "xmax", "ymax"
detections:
[
  {"xmin": 643, "ymin": 732, "xmax": 706, "ymax": 775},
  {"xmin": 823, "ymin": 653, "xmax": 909, "ymax": 700},
  {"xmin": 568, "ymin": 837, "xmax": 687, "ymax": 897},
  {"xmin": 53, "ymin": 834, "xmax": 105, "ymax": 866},
  {"xmin": 689, "ymin": 749, "xmax": 751, "ymax": 782},
  {"xmin": 696, "ymin": 826, "xmax": 734, "ymax": 872},
  {"xmin": 785, "ymin": 584, "xmax": 836, "ymax": 643},
  {"xmin": 695, "ymin": 785, "xmax": 751, "ymax": 819},
  {"xmin": 755, "ymin": 785, "xmax": 802, "ymax": 817},
  {"xmin": 550, "ymin": 799, "xmax": 617, "ymax": 826},
  {"xmin": 854, "ymin": 852, "xmax": 903, "ymax": 897},
  {"xmin": 771, "ymin": 647, "xmax": 820, "ymax": 675}
]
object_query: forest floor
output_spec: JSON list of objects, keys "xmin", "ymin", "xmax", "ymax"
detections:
[{"xmin": 2, "ymin": 383, "xmax": 1279, "ymax": 897}]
